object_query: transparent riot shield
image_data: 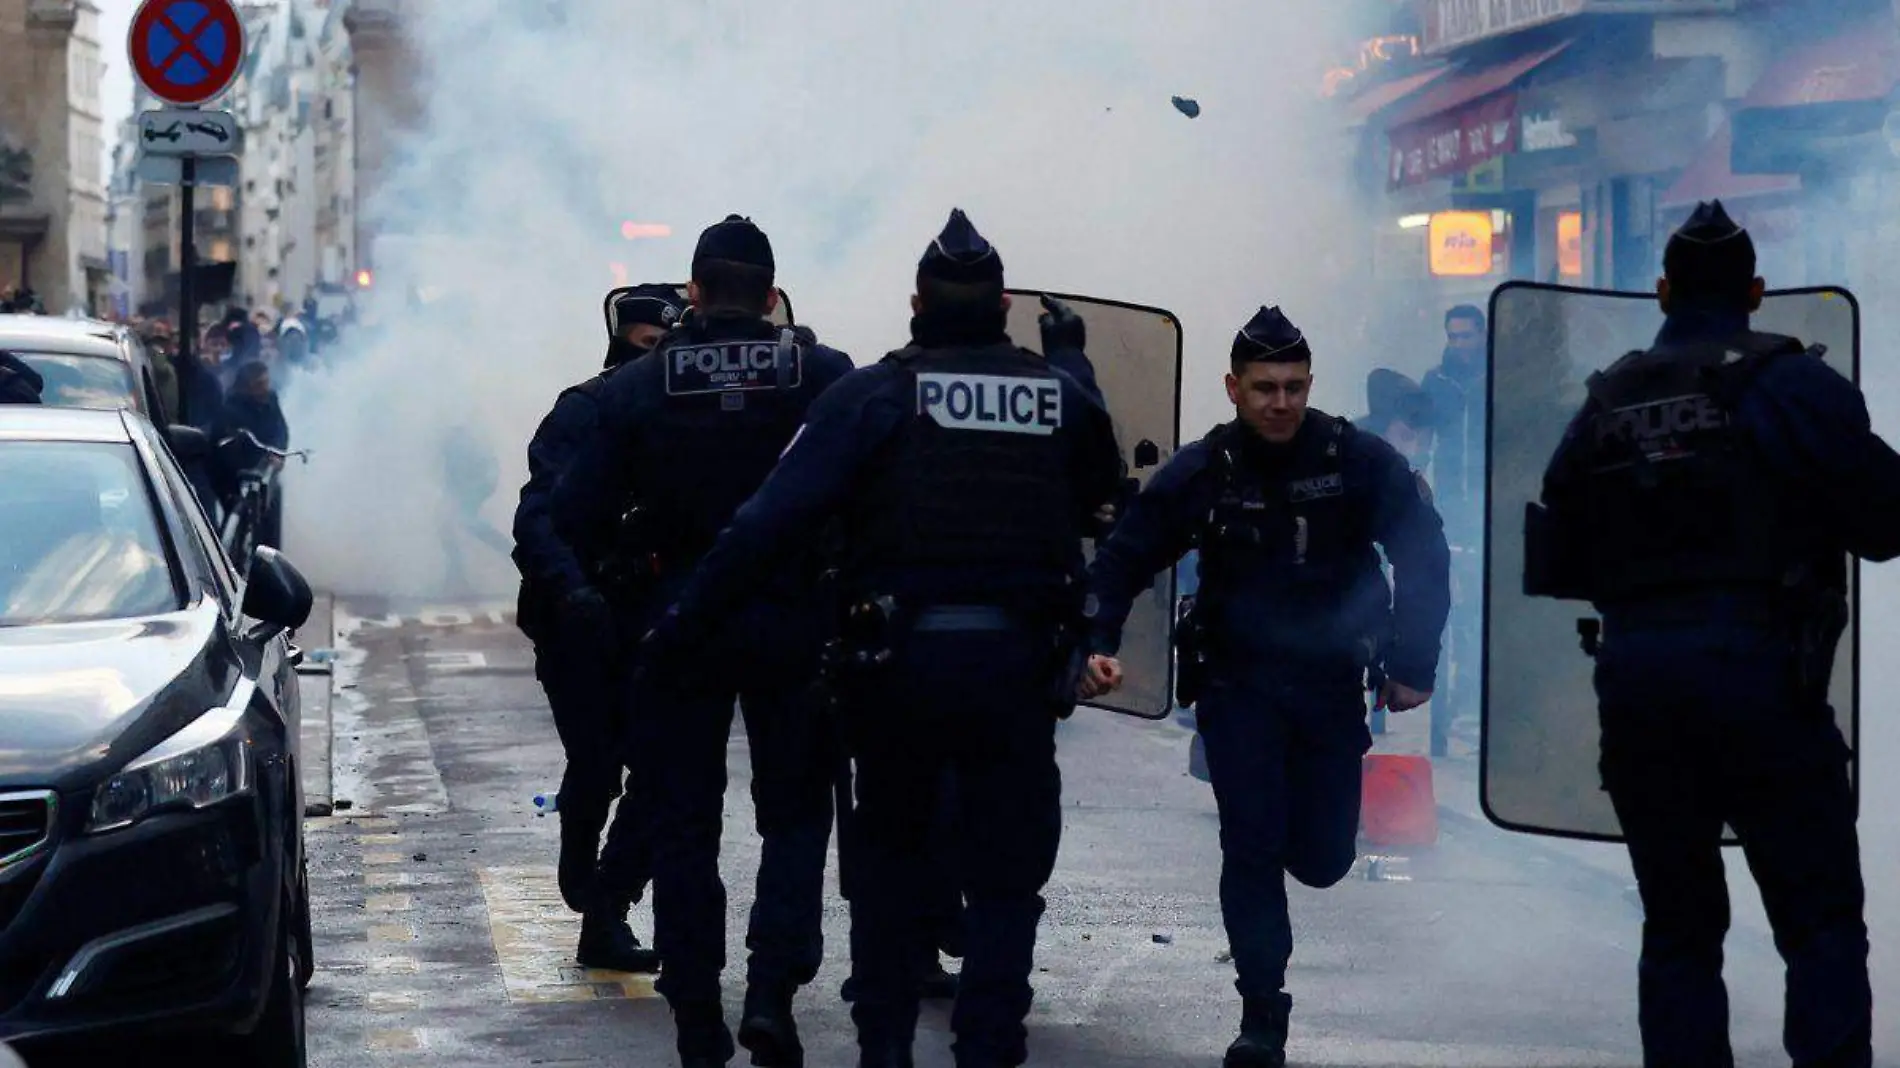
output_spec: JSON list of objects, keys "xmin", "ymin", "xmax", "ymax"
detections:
[
  {"xmin": 1481, "ymin": 282, "xmax": 1860, "ymax": 842},
  {"xmin": 602, "ymin": 284, "xmax": 795, "ymax": 337},
  {"xmin": 1004, "ymin": 289, "xmax": 1184, "ymax": 719}
]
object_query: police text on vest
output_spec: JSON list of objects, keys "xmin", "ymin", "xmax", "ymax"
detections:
[
  {"xmin": 666, "ymin": 341, "xmax": 802, "ymax": 395},
  {"xmin": 917, "ymin": 373, "xmax": 1061, "ymax": 436}
]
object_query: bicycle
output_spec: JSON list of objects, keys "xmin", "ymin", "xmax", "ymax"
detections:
[{"xmin": 215, "ymin": 429, "xmax": 311, "ymax": 575}]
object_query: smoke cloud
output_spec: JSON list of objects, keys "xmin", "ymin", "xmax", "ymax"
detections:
[{"xmin": 279, "ymin": 0, "xmax": 1368, "ymax": 599}]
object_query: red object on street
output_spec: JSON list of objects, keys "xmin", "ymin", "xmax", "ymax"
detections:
[{"xmin": 1361, "ymin": 754, "xmax": 1439, "ymax": 848}]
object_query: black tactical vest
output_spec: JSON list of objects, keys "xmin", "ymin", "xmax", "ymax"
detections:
[
  {"xmin": 1573, "ymin": 331, "xmax": 1816, "ymax": 604},
  {"xmin": 635, "ymin": 317, "xmax": 815, "ymax": 562},
  {"xmin": 1197, "ymin": 415, "xmax": 1389, "ymax": 665},
  {"xmin": 846, "ymin": 343, "xmax": 1079, "ymax": 602}
]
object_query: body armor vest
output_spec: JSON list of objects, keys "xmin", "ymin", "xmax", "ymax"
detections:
[
  {"xmin": 1574, "ymin": 331, "xmax": 1822, "ymax": 604},
  {"xmin": 635, "ymin": 317, "xmax": 813, "ymax": 563},
  {"xmin": 1196, "ymin": 415, "xmax": 1389, "ymax": 668},
  {"xmin": 846, "ymin": 343, "xmax": 1079, "ymax": 603}
]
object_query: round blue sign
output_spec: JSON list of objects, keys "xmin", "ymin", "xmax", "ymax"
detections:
[{"xmin": 144, "ymin": 2, "xmax": 228, "ymax": 88}]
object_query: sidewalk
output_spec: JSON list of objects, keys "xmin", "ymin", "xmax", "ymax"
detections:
[{"xmin": 294, "ymin": 591, "xmax": 337, "ymax": 817}]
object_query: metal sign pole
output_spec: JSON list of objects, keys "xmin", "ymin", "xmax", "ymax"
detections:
[{"xmin": 179, "ymin": 154, "xmax": 198, "ymax": 426}]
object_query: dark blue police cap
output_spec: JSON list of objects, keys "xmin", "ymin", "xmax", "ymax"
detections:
[
  {"xmin": 693, "ymin": 214, "xmax": 775, "ymax": 273},
  {"xmin": 1663, "ymin": 199, "xmax": 1756, "ymax": 297},
  {"xmin": 609, "ymin": 283, "xmax": 685, "ymax": 335},
  {"xmin": 1231, "ymin": 305, "xmax": 1312, "ymax": 364},
  {"xmin": 918, "ymin": 208, "xmax": 1004, "ymax": 287}
]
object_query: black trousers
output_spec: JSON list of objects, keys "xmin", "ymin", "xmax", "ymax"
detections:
[
  {"xmin": 844, "ymin": 627, "xmax": 1062, "ymax": 1067},
  {"xmin": 1597, "ymin": 622, "xmax": 1869, "ymax": 1068}
]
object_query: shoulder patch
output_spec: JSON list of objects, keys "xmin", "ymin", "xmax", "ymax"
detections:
[
  {"xmin": 666, "ymin": 339, "xmax": 803, "ymax": 396},
  {"xmin": 917, "ymin": 372, "xmax": 1061, "ymax": 436}
]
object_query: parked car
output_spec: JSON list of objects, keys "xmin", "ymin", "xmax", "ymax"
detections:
[
  {"xmin": 0, "ymin": 405, "xmax": 311, "ymax": 1065},
  {"xmin": 0, "ymin": 316, "xmax": 168, "ymax": 421}
]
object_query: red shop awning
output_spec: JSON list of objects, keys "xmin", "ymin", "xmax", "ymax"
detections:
[
  {"xmin": 1659, "ymin": 121, "xmax": 1800, "ymax": 210},
  {"xmin": 1383, "ymin": 40, "xmax": 1572, "ymax": 131},
  {"xmin": 1346, "ymin": 66, "xmax": 1452, "ymax": 126},
  {"xmin": 1384, "ymin": 41, "xmax": 1572, "ymax": 190}
]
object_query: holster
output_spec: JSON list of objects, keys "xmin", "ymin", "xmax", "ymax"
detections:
[
  {"xmin": 1523, "ymin": 502, "xmax": 1595, "ymax": 601},
  {"xmin": 1174, "ymin": 595, "xmax": 1209, "ymax": 708},
  {"xmin": 1792, "ymin": 593, "xmax": 1848, "ymax": 718},
  {"xmin": 592, "ymin": 504, "xmax": 665, "ymax": 603}
]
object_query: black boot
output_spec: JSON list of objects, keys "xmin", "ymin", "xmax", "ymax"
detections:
[
  {"xmin": 557, "ymin": 811, "xmax": 605, "ymax": 913},
  {"xmin": 737, "ymin": 984, "xmax": 803, "ymax": 1067},
  {"xmin": 675, "ymin": 999, "xmax": 735, "ymax": 1068},
  {"xmin": 576, "ymin": 898, "xmax": 660, "ymax": 973},
  {"xmin": 1223, "ymin": 994, "xmax": 1290, "ymax": 1068}
]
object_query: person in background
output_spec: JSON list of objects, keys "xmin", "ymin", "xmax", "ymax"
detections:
[
  {"xmin": 213, "ymin": 362, "xmax": 291, "ymax": 550},
  {"xmin": 1420, "ymin": 307, "xmax": 1486, "ymax": 756},
  {"xmin": 1355, "ymin": 369, "xmax": 1438, "ymax": 738}
]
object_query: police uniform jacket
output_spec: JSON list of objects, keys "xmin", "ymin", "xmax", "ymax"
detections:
[
  {"xmin": 511, "ymin": 364, "xmax": 628, "ymax": 638},
  {"xmin": 1540, "ymin": 309, "xmax": 1900, "ymax": 621},
  {"xmin": 1086, "ymin": 409, "xmax": 1452, "ymax": 690},
  {"xmin": 651, "ymin": 334, "xmax": 1123, "ymax": 645},
  {"xmin": 550, "ymin": 311, "xmax": 855, "ymax": 599}
]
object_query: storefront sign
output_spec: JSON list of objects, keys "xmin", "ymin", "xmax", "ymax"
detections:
[
  {"xmin": 1430, "ymin": 211, "xmax": 1496, "ymax": 276},
  {"xmin": 1557, "ymin": 211, "xmax": 1584, "ymax": 278},
  {"xmin": 1418, "ymin": 0, "xmax": 1586, "ymax": 55},
  {"xmin": 1520, "ymin": 110, "xmax": 1578, "ymax": 151},
  {"xmin": 1389, "ymin": 93, "xmax": 1519, "ymax": 188}
]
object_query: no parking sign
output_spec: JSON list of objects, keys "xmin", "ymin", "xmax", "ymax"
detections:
[{"xmin": 127, "ymin": 0, "xmax": 246, "ymax": 108}]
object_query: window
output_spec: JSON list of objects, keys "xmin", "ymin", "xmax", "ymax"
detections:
[
  {"xmin": 0, "ymin": 441, "xmax": 182, "ymax": 626},
  {"xmin": 9, "ymin": 351, "xmax": 139, "ymax": 411},
  {"xmin": 140, "ymin": 424, "xmax": 239, "ymax": 608}
]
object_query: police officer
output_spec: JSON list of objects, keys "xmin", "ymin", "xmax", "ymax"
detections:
[
  {"xmin": 553, "ymin": 216, "xmax": 852, "ymax": 1068},
  {"xmin": 1528, "ymin": 201, "xmax": 1900, "ymax": 1068},
  {"xmin": 1081, "ymin": 306, "xmax": 1451, "ymax": 1068},
  {"xmin": 510, "ymin": 283, "xmax": 684, "ymax": 974},
  {"xmin": 643, "ymin": 209, "xmax": 1123, "ymax": 1068}
]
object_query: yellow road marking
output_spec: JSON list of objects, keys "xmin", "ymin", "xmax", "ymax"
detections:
[
  {"xmin": 365, "ymin": 851, "xmax": 406, "ymax": 865},
  {"xmin": 368, "ymin": 924, "xmax": 416, "ymax": 944},
  {"xmin": 358, "ymin": 833, "xmax": 402, "ymax": 845},
  {"xmin": 367, "ymin": 991, "xmax": 422, "ymax": 1012},
  {"xmin": 367, "ymin": 1029, "xmax": 421, "ymax": 1051},
  {"xmin": 367, "ymin": 893, "xmax": 414, "ymax": 912},
  {"xmin": 365, "ymin": 871, "xmax": 413, "ymax": 888},
  {"xmin": 475, "ymin": 865, "xmax": 658, "ymax": 1003},
  {"xmin": 368, "ymin": 956, "xmax": 420, "ymax": 975}
]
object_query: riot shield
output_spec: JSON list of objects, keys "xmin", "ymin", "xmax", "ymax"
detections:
[
  {"xmin": 1481, "ymin": 281, "xmax": 1860, "ymax": 842},
  {"xmin": 1004, "ymin": 289, "xmax": 1184, "ymax": 719},
  {"xmin": 601, "ymin": 284, "xmax": 795, "ymax": 337}
]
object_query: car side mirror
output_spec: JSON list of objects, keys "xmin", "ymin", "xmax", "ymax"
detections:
[
  {"xmin": 242, "ymin": 546, "xmax": 314, "ymax": 640},
  {"xmin": 166, "ymin": 424, "xmax": 210, "ymax": 462}
]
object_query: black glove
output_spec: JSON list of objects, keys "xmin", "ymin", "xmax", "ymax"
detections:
[
  {"xmin": 1038, "ymin": 295, "xmax": 1086, "ymax": 354},
  {"xmin": 557, "ymin": 586, "xmax": 616, "ymax": 645}
]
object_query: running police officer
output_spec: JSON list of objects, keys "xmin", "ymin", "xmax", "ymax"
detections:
[
  {"xmin": 510, "ymin": 283, "xmax": 683, "ymax": 973},
  {"xmin": 643, "ymin": 209, "xmax": 1122, "ymax": 1068},
  {"xmin": 553, "ymin": 216, "xmax": 852, "ymax": 1068},
  {"xmin": 1081, "ymin": 306, "xmax": 1451, "ymax": 1068},
  {"xmin": 1527, "ymin": 201, "xmax": 1900, "ymax": 1068}
]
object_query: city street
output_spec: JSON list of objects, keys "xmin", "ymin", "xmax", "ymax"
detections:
[{"xmin": 263, "ymin": 596, "xmax": 1792, "ymax": 1068}]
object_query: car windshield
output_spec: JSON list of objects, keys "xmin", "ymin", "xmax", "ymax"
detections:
[
  {"xmin": 0, "ymin": 441, "xmax": 180, "ymax": 626},
  {"xmin": 10, "ymin": 351, "xmax": 138, "ymax": 411}
]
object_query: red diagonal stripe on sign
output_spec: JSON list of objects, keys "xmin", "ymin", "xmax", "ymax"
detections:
[{"xmin": 157, "ymin": 10, "xmax": 218, "ymax": 81}]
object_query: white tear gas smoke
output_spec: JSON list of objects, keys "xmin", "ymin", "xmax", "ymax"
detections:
[{"xmin": 280, "ymin": 0, "xmax": 1372, "ymax": 600}]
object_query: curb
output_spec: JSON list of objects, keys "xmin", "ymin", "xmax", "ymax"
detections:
[{"xmin": 295, "ymin": 591, "xmax": 337, "ymax": 818}]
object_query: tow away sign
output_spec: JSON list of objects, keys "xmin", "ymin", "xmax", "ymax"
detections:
[{"xmin": 139, "ymin": 108, "xmax": 241, "ymax": 156}]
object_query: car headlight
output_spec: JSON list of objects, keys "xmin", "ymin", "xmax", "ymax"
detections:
[{"xmin": 87, "ymin": 706, "xmax": 254, "ymax": 834}]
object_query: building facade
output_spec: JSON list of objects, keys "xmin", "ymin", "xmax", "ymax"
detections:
[{"xmin": 0, "ymin": 0, "xmax": 108, "ymax": 314}]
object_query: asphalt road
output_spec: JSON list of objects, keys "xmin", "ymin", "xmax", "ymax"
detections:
[{"xmin": 261, "ymin": 597, "xmax": 1806, "ymax": 1068}]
